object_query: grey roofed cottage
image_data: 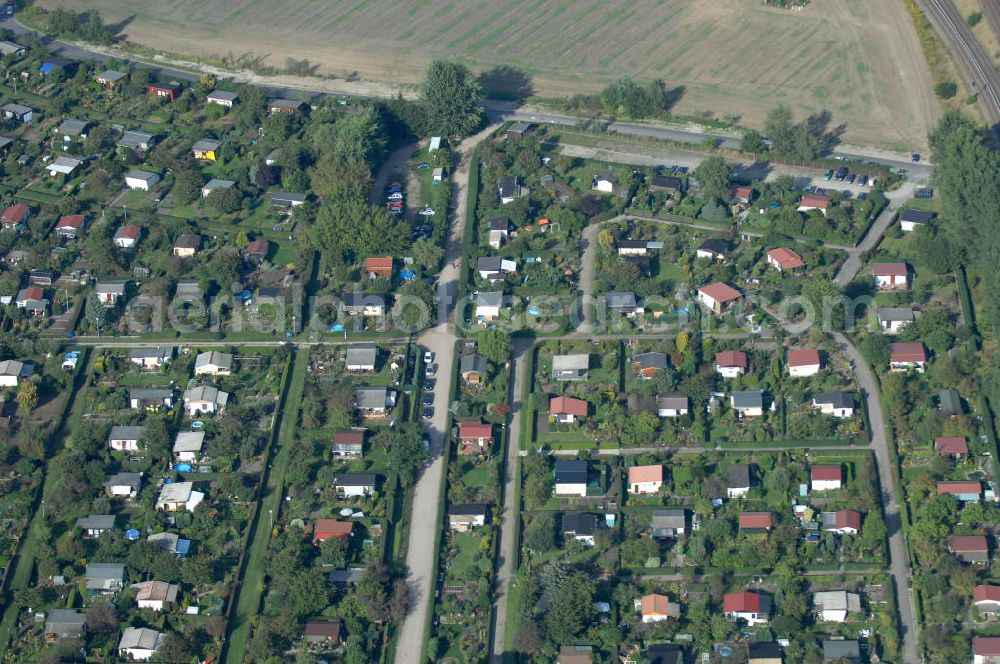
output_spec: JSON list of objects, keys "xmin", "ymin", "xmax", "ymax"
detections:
[
  {"xmin": 201, "ymin": 178, "xmax": 235, "ymax": 197},
  {"xmin": 45, "ymin": 609, "xmax": 86, "ymax": 639},
  {"xmin": 184, "ymin": 385, "xmax": 229, "ymax": 409},
  {"xmin": 651, "ymin": 509, "xmax": 686, "ymax": 538},
  {"xmin": 698, "ymin": 238, "xmax": 731, "ymax": 257},
  {"xmin": 129, "ymin": 346, "xmax": 173, "ymax": 366},
  {"xmin": 345, "ymin": 343, "xmax": 378, "ymax": 370},
  {"xmin": 119, "ymin": 627, "xmax": 164, "ymax": 656},
  {"xmin": 821, "ymin": 640, "xmax": 860, "ymax": 662},
  {"xmin": 1, "ymin": 102, "xmax": 34, "ymax": 121},
  {"xmin": 109, "ymin": 425, "xmax": 147, "ymax": 444},
  {"xmin": 634, "ymin": 351, "xmax": 668, "ymax": 372},
  {"xmin": 490, "ymin": 217, "xmax": 510, "ymax": 231},
  {"xmin": 460, "ymin": 353, "xmax": 488, "ymax": 377},
  {"xmin": 900, "ymin": 208, "xmax": 935, "ymax": 224},
  {"xmin": 86, "ymin": 562, "xmax": 125, "ymax": 592},
  {"xmin": 0, "ymin": 41, "xmax": 25, "ymax": 58},
  {"xmin": 555, "ymin": 459, "xmax": 588, "ymax": 485},
  {"xmin": 498, "ymin": 175, "xmax": 521, "ymax": 202},
  {"xmin": 656, "ymin": 393, "xmax": 689, "ymax": 416},
  {"xmin": 191, "ymin": 138, "xmax": 222, "ymax": 153},
  {"xmin": 732, "ymin": 390, "xmax": 765, "ymax": 410},
  {"xmin": 939, "ymin": 388, "xmax": 963, "ymax": 415},
  {"xmin": 552, "ymin": 353, "xmax": 590, "ymax": 381},
  {"xmin": 118, "ymin": 129, "xmax": 156, "ymax": 151},
  {"xmin": 173, "ymin": 233, "xmax": 201, "ymax": 252},
  {"xmin": 173, "ymin": 431, "xmax": 205, "ymax": 457},
  {"xmin": 194, "ymin": 350, "xmax": 233, "ymax": 374},
  {"xmin": 727, "ymin": 464, "xmax": 751, "ymax": 491},
  {"xmin": 355, "ymin": 386, "xmax": 392, "ymax": 411},
  {"xmin": 271, "ymin": 191, "xmax": 306, "ymax": 208},
  {"xmin": 130, "ymin": 387, "xmax": 174, "ymax": 408},
  {"xmin": 606, "ymin": 291, "xmax": 638, "ymax": 314},
  {"xmin": 333, "ymin": 472, "xmax": 377, "ymax": 488},
  {"xmin": 814, "ymin": 590, "xmax": 862, "ymax": 616},
  {"xmin": 562, "ymin": 512, "xmax": 598, "ymax": 536},
  {"xmin": 207, "ymin": 89, "xmax": 239, "ymax": 104},
  {"xmin": 328, "ymin": 568, "xmax": 366, "ymax": 586},
  {"xmin": 476, "ymin": 290, "xmax": 504, "ymax": 308},
  {"xmin": 651, "ymin": 174, "xmax": 683, "ymax": 192},
  {"xmin": 56, "ymin": 118, "xmax": 89, "ymax": 137},
  {"xmin": 96, "ymin": 69, "xmax": 126, "ymax": 84},
  {"xmin": 175, "ymin": 280, "xmax": 203, "ymax": 300},
  {"xmin": 75, "ymin": 514, "xmax": 116, "ymax": 534},
  {"xmin": 107, "ymin": 471, "xmax": 142, "ymax": 492},
  {"xmin": 814, "ymin": 391, "xmax": 854, "ymax": 410}
]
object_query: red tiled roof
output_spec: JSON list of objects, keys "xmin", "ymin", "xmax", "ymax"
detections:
[
  {"xmin": 799, "ymin": 193, "xmax": 829, "ymax": 209},
  {"xmin": 948, "ymin": 535, "xmax": 988, "ymax": 553},
  {"xmin": 724, "ymin": 591, "xmax": 762, "ymax": 613},
  {"xmin": 811, "ymin": 465, "xmax": 841, "ymax": 482},
  {"xmin": 698, "ymin": 281, "xmax": 741, "ymax": 304},
  {"xmin": 733, "ymin": 186, "xmax": 753, "ymax": 200},
  {"xmin": 313, "ymin": 519, "xmax": 353, "ymax": 541},
  {"xmin": 935, "ymin": 437, "xmax": 969, "ymax": 455},
  {"xmin": 768, "ymin": 247, "xmax": 805, "ymax": 270},
  {"xmin": 739, "ymin": 512, "xmax": 772, "ymax": 529},
  {"xmin": 974, "ymin": 585, "xmax": 1000, "ymax": 603},
  {"xmin": 628, "ymin": 464, "xmax": 663, "ymax": 484},
  {"xmin": 716, "ymin": 350, "xmax": 747, "ymax": 369},
  {"xmin": 333, "ymin": 430, "xmax": 365, "ymax": 445},
  {"xmin": 550, "ymin": 396, "xmax": 588, "ymax": 417},
  {"xmin": 57, "ymin": 214, "xmax": 84, "ymax": 229},
  {"xmin": 459, "ymin": 420, "xmax": 492, "ymax": 440},
  {"xmin": 787, "ymin": 349, "xmax": 820, "ymax": 368},
  {"xmin": 365, "ymin": 257, "xmax": 393, "ymax": 274},
  {"xmin": 937, "ymin": 481, "xmax": 982, "ymax": 495},
  {"xmin": 891, "ymin": 342, "xmax": 926, "ymax": 363},
  {"xmin": 245, "ymin": 239, "xmax": 269, "ymax": 254},
  {"xmin": 873, "ymin": 262, "xmax": 908, "ymax": 277},
  {"xmin": 975, "ymin": 637, "xmax": 1000, "ymax": 656},
  {"xmin": 640, "ymin": 594, "xmax": 672, "ymax": 616},
  {"xmin": 116, "ymin": 224, "xmax": 140, "ymax": 239},
  {"xmin": 20, "ymin": 286, "xmax": 43, "ymax": 300},
  {"xmin": 2, "ymin": 204, "xmax": 28, "ymax": 223},
  {"xmin": 835, "ymin": 510, "xmax": 861, "ymax": 531}
]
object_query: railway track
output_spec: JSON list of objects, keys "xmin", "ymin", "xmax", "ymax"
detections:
[{"xmin": 918, "ymin": 0, "xmax": 1000, "ymax": 128}]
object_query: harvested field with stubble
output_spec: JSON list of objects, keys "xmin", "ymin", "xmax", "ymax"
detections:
[{"xmin": 42, "ymin": 0, "xmax": 937, "ymax": 148}]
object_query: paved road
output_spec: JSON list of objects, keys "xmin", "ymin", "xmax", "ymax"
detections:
[
  {"xmin": 488, "ymin": 336, "xmax": 533, "ymax": 663},
  {"xmin": 834, "ymin": 181, "xmax": 918, "ymax": 287},
  {"xmin": 489, "ymin": 104, "xmax": 936, "ymax": 180},
  {"xmin": 395, "ymin": 124, "xmax": 497, "ymax": 664},
  {"xmin": 834, "ymin": 332, "xmax": 920, "ymax": 664}
]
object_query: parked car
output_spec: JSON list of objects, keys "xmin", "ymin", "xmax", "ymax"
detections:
[
  {"xmin": 422, "ymin": 392, "xmax": 434, "ymax": 406},
  {"xmin": 815, "ymin": 187, "xmax": 827, "ymax": 195},
  {"xmin": 911, "ymin": 153, "xmax": 920, "ymax": 162},
  {"xmin": 846, "ymin": 173, "xmax": 856, "ymax": 184},
  {"xmin": 424, "ymin": 378, "xmax": 436, "ymax": 391},
  {"xmin": 423, "ymin": 350, "xmax": 434, "ymax": 364},
  {"xmin": 804, "ymin": 185, "xmax": 817, "ymax": 193},
  {"xmin": 857, "ymin": 192, "xmax": 868, "ymax": 201},
  {"xmin": 857, "ymin": 174, "xmax": 868, "ymax": 186},
  {"xmin": 675, "ymin": 166, "xmax": 689, "ymax": 174},
  {"xmin": 425, "ymin": 363, "xmax": 437, "ymax": 376},
  {"xmin": 823, "ymin": 169, "xmax": 833, "ymax": 181},
  {"xmin": 834, "ymin": 166, "xmax": 848, "ymax": 180},
  {"xmin": 915, "ymin": 187, "xmax": 934, "ymax": 199},
  {"xmin": 418, "ymin": 208, "xmax": 435, "ymax": 216},
  {"xmin": 422, "ymin": 407, "xmax": 434, "ymax": 420},
  {"xmin": 414, "ymin": 162, "xmax": 429, "ymax": 169}
]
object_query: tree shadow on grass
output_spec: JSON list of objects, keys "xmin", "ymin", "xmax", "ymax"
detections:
[{"xmin": 478, "ymin": 66, "xmax": 534, "ymax": 102}]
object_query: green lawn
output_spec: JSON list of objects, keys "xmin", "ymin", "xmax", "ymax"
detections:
[{"xmin": 221, "ymin": 348, "xmax": 304, "ymax": 664}]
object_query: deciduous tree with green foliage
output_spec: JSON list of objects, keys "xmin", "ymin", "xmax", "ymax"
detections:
[{"xmin": 421, "ymin": 60, "xmax": 485, "ymax": 137}]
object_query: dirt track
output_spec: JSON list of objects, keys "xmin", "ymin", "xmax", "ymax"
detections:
[{"xmin": 41, "ymin": 0, "xmax": 937, "ymax": 149}]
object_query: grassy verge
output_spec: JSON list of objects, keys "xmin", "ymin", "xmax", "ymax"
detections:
[
  {"xmin": 0, "ymin": 349, "xmax": 91, "ymax": 652},
  {"xmin": 220, "ymin": 347, "xmax": 306, "ymax": 664}
]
